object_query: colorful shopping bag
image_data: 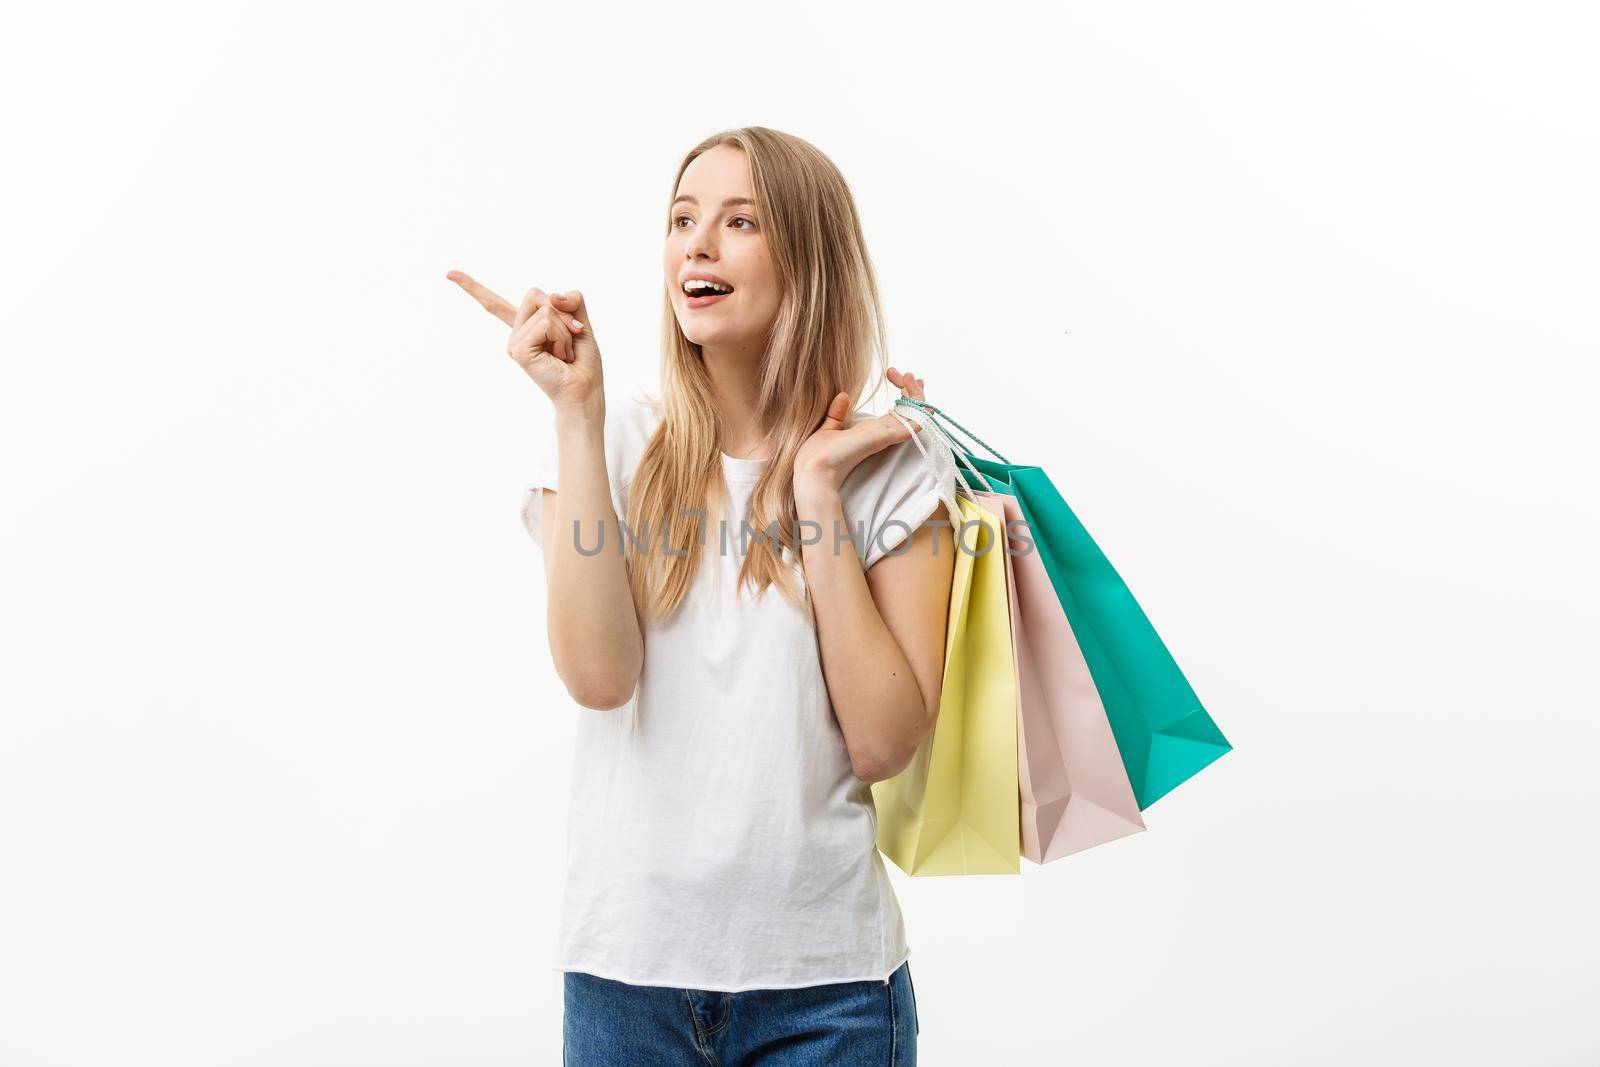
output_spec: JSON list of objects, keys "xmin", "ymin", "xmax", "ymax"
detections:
[
  {"xmin": 897, "ymin": 397, "xmax": 1231, "ymax": 811},
  {"xmin": 870, "ymin": 475, "xmax": 1021, "ymax": 876},
  {"xmin": 911, "ymin": 412, "xmax": 1146, "ymax": 862},
  {"xmin": 994, "ymin": 489, "xmax": 1147, "ymax": 860}
]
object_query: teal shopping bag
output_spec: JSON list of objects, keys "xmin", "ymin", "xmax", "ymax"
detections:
[{"xmin": 896, "ymin": 397, "xmax": 1232, "ymax": 810}]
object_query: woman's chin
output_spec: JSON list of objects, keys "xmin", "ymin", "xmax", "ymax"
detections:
[{"xmin": 682, "ymin": 325, "xmax": 733, "ymax": 347}]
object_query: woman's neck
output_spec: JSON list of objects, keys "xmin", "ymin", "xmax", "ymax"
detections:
[{"xmin": 701, "ymin": 342, "xmax": 771, "ymax": 460}]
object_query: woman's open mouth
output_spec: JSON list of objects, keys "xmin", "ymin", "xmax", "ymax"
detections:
[{"xmin": 683, "ymin": 279, "xmax": 734, "ymax": 308}]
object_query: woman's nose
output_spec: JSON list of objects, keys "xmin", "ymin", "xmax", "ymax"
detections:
[{"xmin": 685, "ymin": 229, "xmax": 718, "ymax": 259}]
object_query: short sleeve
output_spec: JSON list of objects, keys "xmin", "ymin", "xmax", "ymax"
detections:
[
  {"xmin": 518, "ymin": 413, "xmax": 563, "ymax": 546},
  {"xmin": 840, "ymin": 424, "xmax": 957, "ymax": 570},
  {"xmin": 518, "ymin": 390, "xmax": 663, "ymax": 549}
]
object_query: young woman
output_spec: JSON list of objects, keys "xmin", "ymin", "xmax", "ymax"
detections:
[{"xmin": 449, "ymin": 126, "xmax": 957, "ymax": 1066}]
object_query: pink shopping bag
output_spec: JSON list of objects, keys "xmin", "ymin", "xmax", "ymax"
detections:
[{"xmin": 985, "ymin": 491, "xmax": 1146, "ymax": 862}]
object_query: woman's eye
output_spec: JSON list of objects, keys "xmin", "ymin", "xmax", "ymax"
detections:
[{"xmin": 672, "ymin": 214, "xmax": 755, "ymax": 230}]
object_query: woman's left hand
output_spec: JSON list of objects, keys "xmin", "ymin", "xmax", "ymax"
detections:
[{"xmin": 793, "ymin": 367, "xmax": 929, "ymax": 497}]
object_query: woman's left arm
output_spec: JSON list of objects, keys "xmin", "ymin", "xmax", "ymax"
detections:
[
  {"xmin": 795, "ymin": 487, "xmax": 954, "ymax": 783},
  {"xmin": 794, "ymin": 377, "xmax": 955, "ymax": 784}
]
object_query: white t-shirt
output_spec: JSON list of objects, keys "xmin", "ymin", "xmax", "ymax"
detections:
[{"xmin": 518, "ymin": 387, "xmax": 955, "ymax": 992}]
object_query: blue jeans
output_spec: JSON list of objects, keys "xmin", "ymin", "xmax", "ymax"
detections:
[{"xmin": 563, "ymin": 960, "xmax": 919, "ymax": 1065}]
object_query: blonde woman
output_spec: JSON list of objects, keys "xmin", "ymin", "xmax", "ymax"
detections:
[{"xmin": 449, "ymin": 127, "xmax": 955, "ymax": 1066}]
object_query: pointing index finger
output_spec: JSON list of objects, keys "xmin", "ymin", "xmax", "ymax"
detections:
[{"xmin": 447, "ymin": 270, "xmax": 518, "ymax": 326}]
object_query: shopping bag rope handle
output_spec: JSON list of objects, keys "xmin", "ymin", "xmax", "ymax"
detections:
[
  {"xmin": 888, "ymin": 400, "xmax": 998, "ymax": 497},
  {"xmin": 888, "ymin": 407, "xmax": 963, "ymax": 521},
  {"xmin": 892, "ymin": 396, "xmax": 1012, "ymax": 466}
]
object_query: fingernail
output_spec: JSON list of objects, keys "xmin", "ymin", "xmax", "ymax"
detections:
[{"xmin": 571, "ymin": 319, "xmax": 583, "ymax": 329}]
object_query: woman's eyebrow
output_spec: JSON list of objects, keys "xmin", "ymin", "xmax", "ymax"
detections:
[{"xmin": 671, "ymin": 195, "xmax": 756, "ymax": 208}]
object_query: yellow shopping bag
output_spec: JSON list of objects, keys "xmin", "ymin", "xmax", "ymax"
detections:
[{"xmin": 871, "ymin": 493, "xmax": 1020, "ymax": 876}]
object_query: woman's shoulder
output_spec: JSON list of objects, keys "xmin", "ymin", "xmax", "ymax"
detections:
[
  {"xmin": 523, "ymin": 382, "xmax": 661, "ymax": 497},
  {"xmin": 615, "ymin": 384, "xmax": 665, "ymax": 430},
  {"xmin": 608, "ymin": 384, "xmax": 665, "ymax": 488},
  {"xmin": 840, "ymin": 403, "xmax": 951, "ymax": 494},
  {"xmin": 838, "ymin": 403, "xmax": 957, "ymax": 568}
]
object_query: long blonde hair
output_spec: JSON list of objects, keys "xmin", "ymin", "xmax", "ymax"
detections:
[{"xmin": 626, "ymin": 127, "xmax": 890, "ymax": 622}]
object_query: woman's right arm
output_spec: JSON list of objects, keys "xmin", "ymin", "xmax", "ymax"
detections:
[
  {"xmin": 447, "ymin": 271, "xmax": 643, "ymax": 711},
  {"xmin": 535, "ymin": 405, "xmax": 643, "ymax": 709}
]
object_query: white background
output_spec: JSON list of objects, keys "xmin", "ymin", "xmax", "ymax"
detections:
[{"xmin": 3, "ymin": 2, "xmax": 1597, "ymax": 1064}]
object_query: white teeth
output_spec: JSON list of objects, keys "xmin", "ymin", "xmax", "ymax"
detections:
[{"xmin": 684, "ymin": 279, "xmax": 732, "ymax": 294}]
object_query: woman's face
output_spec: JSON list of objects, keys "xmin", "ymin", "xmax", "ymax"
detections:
[{"xmin": 664, "ymin": 145, "xmax": 781, "ymax": 351}]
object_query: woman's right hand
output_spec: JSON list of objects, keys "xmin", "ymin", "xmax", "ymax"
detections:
[{"xmin": 447, "ymin": 271, "xmax": 604, "ymax": 416}]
